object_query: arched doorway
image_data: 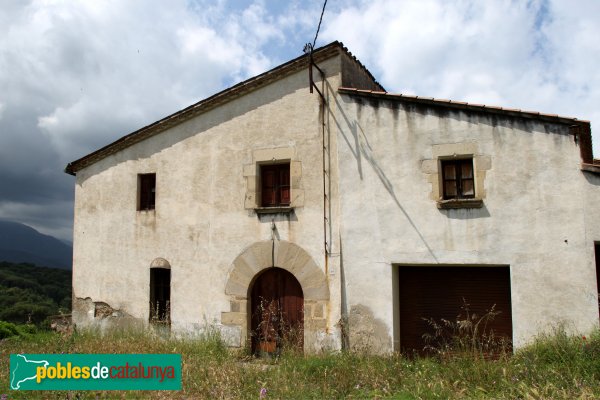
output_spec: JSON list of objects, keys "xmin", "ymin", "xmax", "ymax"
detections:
[
  {"xmin": 149, "ymin": 258, "xmax": 171, "ymax": 331},
  {"xmin": 251, "ymin": 267, "xmax": 304, "ymax": 354}
]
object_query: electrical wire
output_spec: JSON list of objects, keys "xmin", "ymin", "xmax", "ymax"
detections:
[{"xmin": 312, "ymin": 0, "xmax": 328, "ymax": 48}]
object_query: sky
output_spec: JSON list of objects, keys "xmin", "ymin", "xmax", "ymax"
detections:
[{"xmin": 1, "ymin": 0, "xmax": 599, "ymax": 242}]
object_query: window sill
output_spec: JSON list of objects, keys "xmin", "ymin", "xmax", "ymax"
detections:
[
  {"xmin": 254, "ymin": 206, "xmax": 294, "ymax": 215},
  {"xmin": 581, "ymin": 163, "xmax": 600, "ymax": 175},
  {"xmin": 437, "ymin": 198, "xmax": 483, "ymax": 209}
]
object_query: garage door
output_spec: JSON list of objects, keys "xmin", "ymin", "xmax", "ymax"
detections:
[{"xmin": 399, "ymin": 266, "xmax": 512, "ymax": 354}]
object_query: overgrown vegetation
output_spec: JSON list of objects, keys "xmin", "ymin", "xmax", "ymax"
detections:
[
  {"xmin": 0, "ymin": 321, "xmax": 37, "ymax": 339},
  {"xmin": 0, "ymin": 261, "xmax": 71, "ymax": 326},
  {"xmin": 422, "ymin": 301, "xmax": 512, "ymax": 359},
  {"xmin": 1, "ymin": 328, "xmax": 599, "ymax": 399}
]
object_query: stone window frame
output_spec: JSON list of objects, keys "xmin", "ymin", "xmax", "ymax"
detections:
[
  {"xmin": 244, "ymin": 147, "xmax": 304, "ymax": 213},
  {"xmin": 421, "ymin": 142, "xmax": 491, "ymax": 209}
]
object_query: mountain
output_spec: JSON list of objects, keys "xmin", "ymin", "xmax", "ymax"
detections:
[{"xmin": 0, "ymin": 220, "xmax": 72, "ymax": 270}]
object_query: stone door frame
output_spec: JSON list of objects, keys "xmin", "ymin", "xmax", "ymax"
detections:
[{"xmin": 222, "ymin": 240, "xmax": 329, "ymax": 349}]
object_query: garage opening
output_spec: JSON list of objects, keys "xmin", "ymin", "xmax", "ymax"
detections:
[{"xmin": 399, "ymin": 266, "xmax": 512, "ymax": 355}]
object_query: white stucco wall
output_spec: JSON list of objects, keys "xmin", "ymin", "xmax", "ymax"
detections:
[
  {"xmin": 70, "ymin": 49, "xmax": 600, "ymax": 354},
  {"xmin": 584, "ymin": 168, "xmax": 600, "ymax": 306},
  {"xmin": 335, "ymin": 94, "xmax": 600, "ymax": 350},
  {"xmin": 72, "ymin": 56, "xmax": 345, "ymax": 350}
]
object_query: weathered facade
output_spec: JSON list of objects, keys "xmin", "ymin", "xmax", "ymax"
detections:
[{"xmin": 66, "ymin": 42, "xmax": 600, "ymax": 353}]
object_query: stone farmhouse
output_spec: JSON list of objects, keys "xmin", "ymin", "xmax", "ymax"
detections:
[{"xmin": 65, "ymin": 41, "xmax": 600, "ymax": 354}]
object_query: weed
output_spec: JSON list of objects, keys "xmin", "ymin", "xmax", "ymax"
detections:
[
  {"xmin": 251, "ymin": 297, "xmax": 303, "ymax": 358},
  {"xmin": 422, "ymin": 299, "xmax": 512, "ymax": 359}
]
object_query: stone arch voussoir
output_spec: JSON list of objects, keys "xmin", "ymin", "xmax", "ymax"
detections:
[
  {"xmin": 225, "ymin": 240, "xmax": 329, "ymax": 301},
  {"xmin": 150, "ymin": 257, "xmax": 171, "ymax": 269},
  {"xmin": 222, "ymin": 240, "xmax": 329, "ymax": 349}
]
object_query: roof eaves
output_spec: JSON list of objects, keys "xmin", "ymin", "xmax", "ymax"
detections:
[{"xmin": 338, "ymin": 87, "xmax": 588, "ymax": 126}]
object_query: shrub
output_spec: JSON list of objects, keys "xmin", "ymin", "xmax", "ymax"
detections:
[
  {"xmin": 0, "ymin": 320, "xmax": 20, "ymax": 339},
  {"xmin": 0, "ymin": 320, "xmax": 36, "ymax": 339}
]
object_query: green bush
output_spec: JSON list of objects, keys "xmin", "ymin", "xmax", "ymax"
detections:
[
  {"xmin": 0, "ymin": 320, "xmax": 36, "ymax": 339},
  {"xmin": 0, "ymin": 320, "xmax": 20, "ymax": 339}
]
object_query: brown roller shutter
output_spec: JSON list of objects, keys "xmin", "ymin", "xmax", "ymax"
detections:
[{"xmin": 399, "ymin": 266, "xmax": 512, "ymax": 354}]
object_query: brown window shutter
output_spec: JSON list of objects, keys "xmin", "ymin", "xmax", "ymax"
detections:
[
  {"xmin": 262, "ymin": 168, "xmax": 277, "ymax": 206},
  {"xmin": 280, "ymin": 165, "xmax": 290, "ymax": 205},
  {"xmin": 260, "ymin": 163, "xmax": 290, "ymax": 207}
]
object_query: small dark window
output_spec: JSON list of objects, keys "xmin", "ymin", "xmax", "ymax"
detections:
[
  {"xmin": 441, "ymin": 159, "xmax": 475, "ymax": 199},
  {"xmin": 150, "ymin": 268, "xmax": 170, "ymax": 324},
  {"xmin": 138, "ymin": 173, "xmax": 156, "ymax": 210},
  {"xmin": 261, "ymin": 163, "xmax": 290, "ymax": 207}
]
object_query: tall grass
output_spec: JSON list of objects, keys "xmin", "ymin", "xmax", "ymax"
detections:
[
  {"xmin": 422, "ymin": 302, "xmax": 512, "ymax": 360},
  {"xmin": 1, "ymin": 327, "xmax": 599, "ymax": 399}
]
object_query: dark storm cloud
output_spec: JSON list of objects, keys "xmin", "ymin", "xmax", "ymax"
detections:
[{"xmin": 0, "ymin": 0, "xmax": 319, "ymax": 241}]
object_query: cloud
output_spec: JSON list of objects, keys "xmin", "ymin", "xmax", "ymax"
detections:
[
  {"xmin": 3, "ymin": 1, "xmax": 278, "ymax": 163},
  {"xmin": 2, "ymin": 0, "xmax": 599, "ymax": 242},
  {"xmin": 0, "ymin": 0, "xmax": 305, "ymax": 240},
  {"xmin": 322, "ymin": 0, "xmax": 600, "ymax": 155},
  {"xmin": 0, "ymin": 200, "xmax": 73, "ymax": 242}
]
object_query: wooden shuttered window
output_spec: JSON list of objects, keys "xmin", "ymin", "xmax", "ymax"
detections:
[
  {"xmin": 442, "ymin": 159, "xmax": 474, "ymax": 199},
  {"xmin": 139, "ymin": 173, "xmax": 156, "ymax": 211},
  {"xmin": 261, "ymin": 163, "xmax": 290, "ymax": 207}
]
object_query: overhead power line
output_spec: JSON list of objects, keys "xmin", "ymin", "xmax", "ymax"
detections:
[{"xmin": 312, "ymin": 0, "xmax": 328, "ymax": 48}]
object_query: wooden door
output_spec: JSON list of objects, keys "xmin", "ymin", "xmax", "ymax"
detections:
[{"xmin": 251, "ymin": 268, "xmax": 303, "ymax": 354}]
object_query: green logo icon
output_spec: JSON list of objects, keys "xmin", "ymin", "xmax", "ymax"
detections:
[{"xmin": 10, "ymin": 354, "xmax": 181, "ymax": 391}]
